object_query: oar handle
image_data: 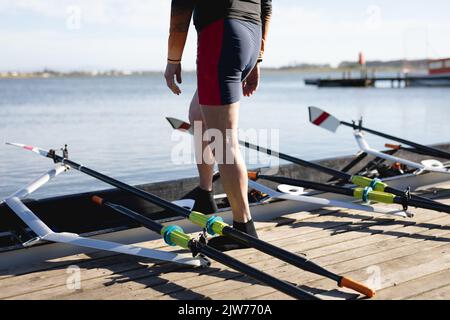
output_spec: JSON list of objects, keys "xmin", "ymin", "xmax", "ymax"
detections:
[
  {"xmin": 92, "ymin": 195, "xmax": 105, "ymax": 206},
  {"xmin": 339, "ymin": 277, "xmax": 375, "ymax": 298},
  {"xmin": 385, "ymin": 143, "xmax": 401, "ymax": 150},
  {"xmin": 247, "ymin": 171, "xmax": 259, "ymax": 180}
]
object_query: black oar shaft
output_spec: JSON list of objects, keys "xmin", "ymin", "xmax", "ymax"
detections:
[
  {"xmin": 341, "ymin": 121, "xmax": 450, "ymax": 160},
  {"xmin": 392, "ymin": 196, "xmax": 450, "ymax": 214},
  {"xmin": 103, "ymin": 201, "xmax": 163, "ymax": 233},
  {"xmin": 197, "ymin": 244, "xmax": 318, "ymax": 300},
  {"xmin": 241, "ymin": 141, "xmax": 349, "ymax": 180},
  {"xmin": 259, "ymin": 175, "xmax": 354, "ymax": 198},
  {"xmin": 242, "ymin": 141, "xmax": 437, "ymax": 205},
  {"xmin": 223, "ymin": 226, "xmax": 339, "ymax": 282},
  {"xmin": 383, "ymin": 187, "xmax": 435, "ymax": 206},
  {"xmin": 101, "ymin": 200, "xmax": 318, "ymax": 300},
  {"xmin": 60, "ymin": 157, "xmax": 191, "ymax": 218}
]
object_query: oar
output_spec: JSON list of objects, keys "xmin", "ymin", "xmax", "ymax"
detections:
[
  {"xmin": 353, "ymin": 132, "xmax": 450, "ymax": 174},
  {"xmin": 308, "ymin": 106, "xmax": 450, "ymax": 160},
  {"xmin": 8, "ymin": 142, "xmax": 376, "ymax": 298},
  {"xmin": 91, "ymin": 196, "xmax": 316, "ymax": 300},
  {"xmin": 384, "ymin": 143, "xmax": 438, "ymax": 157},
  {"xmin": 250, "ymin": 173, "xmax": 450, "ymax": 215},
  {"xmin": 247, "ymin": 179, "xmax": 409, "ymax": 218},
  {"xmin": 165, "ymin": 118, "xmax": 438, "ymax": 206}
]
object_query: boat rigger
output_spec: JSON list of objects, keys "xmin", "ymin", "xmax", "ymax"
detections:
[{"xmin": 2, "ymin": 164, "xmax": 207, "ymax": 267}]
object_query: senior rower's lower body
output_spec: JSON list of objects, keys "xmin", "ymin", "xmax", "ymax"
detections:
[{"xmin": 189, "ymin": 18, "xmax": 262, "ymax": 251}]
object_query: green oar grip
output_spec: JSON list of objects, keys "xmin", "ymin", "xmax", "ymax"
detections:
[
  {"xmin": 160, "ymin": 226, "xmax": 191, "ymax": 249},
  {"xmin": 353, "ymin": 188, "xmax": 396, "ymax": 204},
  {"xmin": 351, "ymin": 176, "xmax": 388, "ymax": 192},
  {"xmin": 189, "ymin": 211, "xmax": 227, "ymax": 236}
]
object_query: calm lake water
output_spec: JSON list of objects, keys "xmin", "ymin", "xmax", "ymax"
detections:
[{"xmin": 1, "ymin": 72, "xmax": 450, "ymax": 199}]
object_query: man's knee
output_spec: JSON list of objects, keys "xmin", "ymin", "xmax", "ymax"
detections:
[{"xmin": 189, "ymin": 105, "xmax": 203, "ymax": 125}]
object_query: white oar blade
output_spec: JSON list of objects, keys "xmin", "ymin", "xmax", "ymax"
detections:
[
  {"xmin": 6, "ymin": 142, "xmax": 49, "ymax": 157},
  {"xmin": 166, "ymin": 117, "xmax": 192, "ymax": 133},
  {"xmin": 308, "ymin": 107, "xmax": 341, "ymax": 133}
]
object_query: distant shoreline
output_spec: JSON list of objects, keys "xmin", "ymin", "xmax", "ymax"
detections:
[
  {"xmin": 0, "ymin": 59, "xmax": 429, "ymax": 79},
  {"xmin": 0, "ymin": 68, "xmax": 427, "ymax": 79}
]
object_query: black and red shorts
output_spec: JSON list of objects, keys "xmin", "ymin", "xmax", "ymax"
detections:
[{"xmin": 197, "ymin": 18, "xmax": 262, "ymax": 106}]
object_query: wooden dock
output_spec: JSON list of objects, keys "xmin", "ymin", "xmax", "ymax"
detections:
[{"xmin": 2, "ymin": 182, "xmax": 450, "ymax": 300}]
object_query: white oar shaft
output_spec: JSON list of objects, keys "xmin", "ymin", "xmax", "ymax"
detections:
[
  {"xmin": 8, "ymin": 165, "xmax": 67, "ymax": 200},
  {"xmin": 354, "ymin": 132, "xmax": 450, "ymax": 174}
]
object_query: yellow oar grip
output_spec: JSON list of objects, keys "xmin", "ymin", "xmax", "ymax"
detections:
[
  {"xmin": 354, "ymin": 188, "xmax": 396, "ymax": 204},
  {"xmin": 339, "ymin": 277, "xmax": 376, "ymax": 298},
  {"xmin": 160, "ymin": 226, "xmax": 191, "ymax": 249},
  {"xmin": 189, "ymin": 211, "xmax": 228, "ymax": 236},
  {"xmin": 351, "ymin": 176, "xmax": 388, "ymax": 192}
]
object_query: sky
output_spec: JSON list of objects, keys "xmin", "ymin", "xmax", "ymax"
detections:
[{"xmin": 1, "ymin": 0, "xmax": 450, "ymax": 72}]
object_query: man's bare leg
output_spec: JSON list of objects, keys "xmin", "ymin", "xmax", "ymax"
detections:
[
  {"xmin": 200, "ymin": 102, "xmax": 251, "ymax": 223},
  {"xmin": 189, "ymin": 91, "xmax": 215, "ymax": 191},
  {"xmin": 188, "ymin": 91, "xmax": 218, "ymax": 214},
  {"xmin": 199, "ymin": 102, "xmax": 257, "ymax": 251}
]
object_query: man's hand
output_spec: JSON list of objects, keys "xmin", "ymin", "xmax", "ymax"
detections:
[
  {"xmin": 242, "ymin": 63, "xmax": 260, "ymax": 97},
  {"xmin": 164, "ymin": 62, "xmax": 182, "ymax": 95}
]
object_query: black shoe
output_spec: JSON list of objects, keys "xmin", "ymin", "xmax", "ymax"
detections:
[
  {"xmin": 184, "ymin": 187, "xmax": 218, "ymax": 214},
  {"xmin": 207, "ymin": 219, "xmax": 258, "ymax": 252}
]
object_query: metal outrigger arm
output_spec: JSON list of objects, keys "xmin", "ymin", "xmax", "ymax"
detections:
[{"xmin": 2, "ymin": 164, "xmax": 208, "ymax": 267}]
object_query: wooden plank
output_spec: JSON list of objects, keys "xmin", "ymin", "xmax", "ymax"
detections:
[
  {"xmin": 6, "ymin": 263, "xmax": 184, "ymax": 300},
  {"xmin": 205, "ymin": 283, "xmax": 280, "ymax": 301},
  {"xmin": 408, "ymin": 284, "xmax": 450, "ymax": 300},
  {"xmin": 290, "ymin": 234, "xmax": 450, "ymax": 299},
  {"xmin": 0, "ymin": 238, "xmax": 171, "ymax": 279},
  {"xmin": 66, "ymin": 267, "xmax": 230, "ymax": 300},
  {"xmin": 375, "ymin": 268, "xmax": 450, "ymax": 300}
]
